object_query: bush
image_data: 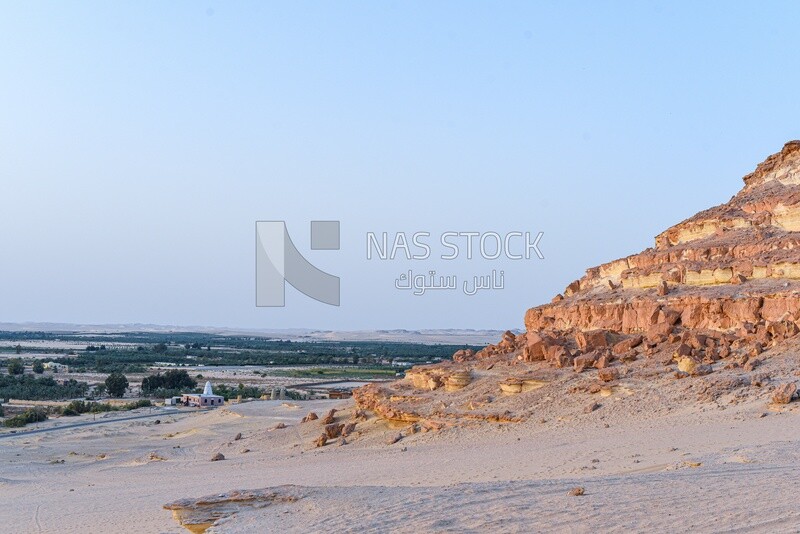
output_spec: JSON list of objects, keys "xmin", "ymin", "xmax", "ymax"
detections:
[
  {"xmin": 6, "ymin": 359, "xmax": 24, "ymax": 375},
  {"xmin": 4, "ymin": 408, "xmax": 47, "ymax": 428},
  {"xmin": 124, "ymin": 399, "xmax": 152, "ymax": 410},
  {"xmin": 32, "ymin": 361, "xmax": 45, "ymax": 374},
  {"xmin": 60, "ymin": 399, "xmax": 152, "ymax": 416}
]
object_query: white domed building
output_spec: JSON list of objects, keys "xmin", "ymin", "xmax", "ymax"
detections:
[{"xmin": 181, "ymin": 381, "xmax": 225, "ymax": 407}]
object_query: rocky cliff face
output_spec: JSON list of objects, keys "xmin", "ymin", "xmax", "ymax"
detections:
[
  {"xmin": 354, "ymin": 142, "xmax": 800, "ymax": 424},
  {"xmin": 524, "ymin": 140, "xmax": 800, "ymax": 343}
]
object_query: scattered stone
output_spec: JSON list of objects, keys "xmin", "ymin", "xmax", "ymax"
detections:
[
  {"xmin": 240, "ymin": 449, "xmax": 251, "ymax": 454},
  {"xmin": 273, "ymin": 422, "xmax": 287, "ymax": 430},
  {"xmin": 210, "ymin": 453, "xmax": 225, "ymax": 462},
  {"xmin": 387, "ymin": 433, "xmax": 403, "ymax": 445},
  {"xmin": 692, "ymin": 364, "xmax": 713, "ymax": 376},
  {"xmin": 574, "ymin": 352, "xmax": 599, "ymax": 373},
  {"xmin": 452, "ymin": 348, "xmax": 476, "ymax": 362},
  {"xmin": 568, "ymin": 487, "xmax": 585, "ymax": 496},
  {"xmin": 234, "ymin": 432, "xmax": 242, "ymax": 441},
  {"xmin": 677, "ymin": 357, "xmax": 698, "ymax": 374},
  {"xmin": 743, "ymin": 358, "xmax": 761, "ymax": 372},
  {"xmin": 751, "ymin": 373, "xmax": 770, "ymax": 387},
  {"xmin": 301, "ymin": 412, "xmax": 318, "ymax": 423},
  {"xmin": 772, "ymin": 382, "xmax": 797, "ymax": 405},
  {"xmin": 324, "ymin": 423, "xmax": 345, "ymax": 439},
  {"xmin": 321, "ymin": 409, "xmax": 337, "ymax": 425},
  {"xmin": 597, "ymin": 368, "xmax": 619, "ymax": 382},
  {"xmin": 584, "ymin": 402, "xmax": 600, "ymax": 414},
  {"xmin": 613, "ymin": 335, "xmax": 643, "ymax": 355},
  {"xmin": 594, "ymin": 355, "xmax": 610, "ymax": 369},
  {"xmin": 314, "ymin": 434, "xmax": 328, "ymax": 448}
]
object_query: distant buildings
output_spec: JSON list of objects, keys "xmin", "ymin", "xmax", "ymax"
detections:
[
  {"xmin": 180, "ymin": 381, "xmax": 224, "ymax": 407},
  {"xmin": 288, "ymin": 380, "xmax": 372, "ymax": 400}
]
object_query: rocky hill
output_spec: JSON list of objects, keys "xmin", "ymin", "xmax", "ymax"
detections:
[{"xmin": 355, "ymin": 142, "xmax": 800, "ymax": 424}]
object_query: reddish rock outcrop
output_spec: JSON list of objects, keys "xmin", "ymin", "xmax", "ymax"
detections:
[
  {"xmin": 355, "ymin": 142, "xmax": 800, "ymax": 424},
  {"xmin": 772, "ymin": 382, "xmax": 797, "ymax": 404}
]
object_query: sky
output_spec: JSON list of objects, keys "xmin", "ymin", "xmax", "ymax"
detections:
[{"xmin": 2, "ymin": 1, "xmax": 800, "ymax": 331}]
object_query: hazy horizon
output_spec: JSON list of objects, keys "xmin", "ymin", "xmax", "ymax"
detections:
[{"xmin": 3, "ymin": 2, "xmax": 800, "ymax": 330}]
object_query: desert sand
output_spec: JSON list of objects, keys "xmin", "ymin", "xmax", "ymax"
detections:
[{"xmin": 1, "ymin": 376, "xmax": 799, "ymax": 533}]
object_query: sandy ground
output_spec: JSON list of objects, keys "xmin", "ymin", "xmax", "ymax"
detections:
[{"xmin": 1, "ymin": 391, "xmax": 799, "ymax": 533}]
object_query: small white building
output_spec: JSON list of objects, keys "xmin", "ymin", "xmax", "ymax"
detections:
[
  {"xmin": 43, "ymin": 362, "xmax": 69, "ymax": 373},
  {"xmin": 164, "ymin": 396, "xmax": 183, "ymax": 406},
  {"xmin": 181, "ymin": 381, "xmax": 225, "ymax": 407}
]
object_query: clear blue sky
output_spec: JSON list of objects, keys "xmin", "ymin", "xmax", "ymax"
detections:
[{"xmin": 1, "ymin": 1, "xmax": 799, "ymax": 330}]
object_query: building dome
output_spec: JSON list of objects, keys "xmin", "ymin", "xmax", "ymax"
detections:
[{"xmin": 203, "ymin": 381, "xmax": 213, "ymax": 396}]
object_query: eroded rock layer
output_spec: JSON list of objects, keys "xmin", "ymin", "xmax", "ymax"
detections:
[{"xmin": 355, "ymin": 142, "xmax": 800, "ymax": 423}]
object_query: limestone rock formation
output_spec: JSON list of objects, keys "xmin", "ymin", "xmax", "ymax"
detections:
[
  {"xmin": 354, "ymin": 142, "xmax": 800, "ymax": 424},
  {"xmin": 164, "ymin": 487, "xmax": 302, "ymax": 533}
]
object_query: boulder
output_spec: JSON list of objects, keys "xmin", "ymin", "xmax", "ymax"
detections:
[
  {"xmin": 772, "ymin": 382, "xmax": 797, "ymax": 404},
  {"xmin": 612, "ymin": 335, "xmax": 642, "ymax": 355},
  {"xmin": 342, "ymin": 422, "xmax": 357, "ymax": 437},
  {"xmin": 321, "ymin": 409, "xmax": 337, "ymax": 425},
  {"xmin": 324, "ymin": 423, "xmax": 345, "ymax": 439},
  {"xmin": 573, "ymin": 352, "xmax": 599, "ymax": 373},
  {"xmin": 677, "ymin": 357, "xmax": 698, "ymax": 374},
  {"xmin": 452, "ymin": 348, "xmax": 476, "ymax": 362},
  {"xmin": 575, "ymin": 330, "xmax": 613, "ymax": 352},
  {"xmin": 646, "ymin": 322, "xmax": 673, "ymax": 342},
  {"xmin": 301, "ymin": 412, "xmax": 318, "ymax": 423}
]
